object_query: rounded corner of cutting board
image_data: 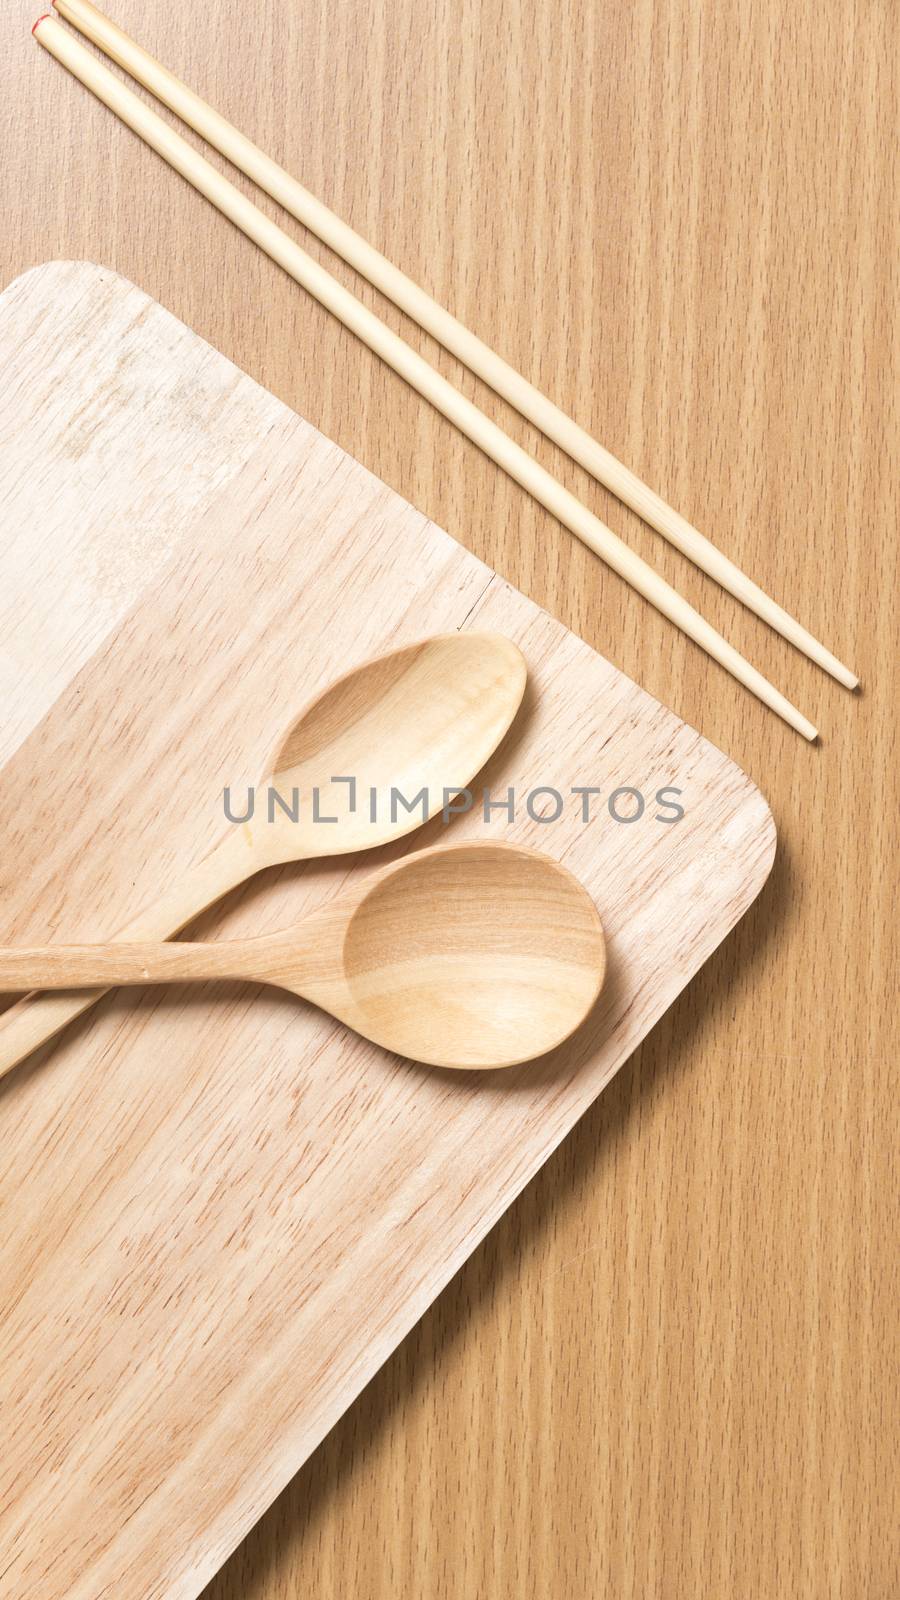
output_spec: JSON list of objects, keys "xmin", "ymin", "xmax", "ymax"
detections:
[
  {"xmin": 719, "ymin": 750, "xmax": 779, "ymax": 905},
  {"xmin": 2, "ymin": 258, "xmax": 134, "ymax": 306},
  {"xmin": 758, "ymin": 789, "xmax": 778, "ymax": 871},
  {"xmin": 748, "ymin": 784, "xmax": 778, "ymax": 898}
]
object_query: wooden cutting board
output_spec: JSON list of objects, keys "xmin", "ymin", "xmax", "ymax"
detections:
[{"xmin": 0, "ymin": 262, "xmax": 776, "ymax": 1600}]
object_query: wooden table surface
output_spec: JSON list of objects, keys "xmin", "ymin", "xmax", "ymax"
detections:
[{"xmin": 4, "ymin": 2, "xmax": 896, "ymax": 1596}]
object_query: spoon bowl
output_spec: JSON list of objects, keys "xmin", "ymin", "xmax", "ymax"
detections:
[
  {"xmin": 259, "ymin": 633, "xmax": 528, "ymax": 861},
  {"xmin": 334, "ymin": 843, "xmax": 606, "ymax": 1067}
]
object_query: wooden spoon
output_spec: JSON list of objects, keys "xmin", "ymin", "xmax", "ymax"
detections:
[
  {"xmin": 0, "ymin": 842, "xmax": 605, "ymax": 1070},
  {"xmin": 0, "ymin": 634, "xmax": 527, "ymax": 1076}
]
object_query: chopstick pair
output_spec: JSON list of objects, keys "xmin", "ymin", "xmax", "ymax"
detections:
[{"xmin": 35, "ymin": 1, "xmax": 858, "ymax": 739}]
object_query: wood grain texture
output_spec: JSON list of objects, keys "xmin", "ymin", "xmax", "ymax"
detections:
[
  {"xmin": 1, "ymin": 1, "xmax": 897, "ymax": 1596},
  {"xmin": 0, "ymin": 262, "xmax": 776, "ymax": 1598}
]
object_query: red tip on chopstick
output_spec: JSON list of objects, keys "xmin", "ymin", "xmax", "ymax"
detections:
[{"xmin": 32, "ymin": 14, "xmax": 52, "ymax": 34}]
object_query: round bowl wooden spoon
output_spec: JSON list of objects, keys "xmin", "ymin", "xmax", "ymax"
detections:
[
  {"xmin": 0, "ymin": 843, "xmax": 606, "ymax": 1070},
  {"xmin": 0, "ymin": 633, "xmax": 527, "ymax": 1077}
]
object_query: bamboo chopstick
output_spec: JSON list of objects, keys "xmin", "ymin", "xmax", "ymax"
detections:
[
  {"xmin": 34, "ymin": 12, "xmax": 818, "ymax": 739},
  {"xmin": 49, "ymin": 0, "xmax": 858, "ymax": 694}
]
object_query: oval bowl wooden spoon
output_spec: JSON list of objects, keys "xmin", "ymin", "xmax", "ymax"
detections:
[
  {"xmin": 0, "ymin": 842, "xmax": 606, "ymax": 1070},
  {"xmin": 0, "ymin": 633, "xmax": 527, "ymax": 1077}
]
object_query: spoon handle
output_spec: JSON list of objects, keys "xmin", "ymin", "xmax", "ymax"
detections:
[
  {"xmin": 0, "ymin": 827, "xmax": 260, "ymax": 1077},
  {"xmin": 0, "ymin": 940, "xmax": 255, "ymax": 992}
]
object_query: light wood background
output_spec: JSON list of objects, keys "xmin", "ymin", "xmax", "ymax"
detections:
[{"xmin": 3, "ymin": 1, "xmax": 896, "ymax": 1596}]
